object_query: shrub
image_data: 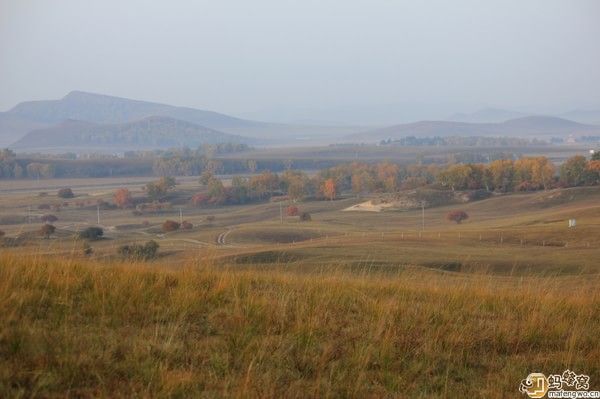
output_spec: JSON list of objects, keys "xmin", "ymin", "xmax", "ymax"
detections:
[
  {"xmin": 57, "ymin": 188, "xmax": 74, "ymax": 198},
  {"xmin": 142, "ymin": 220, "xmax": 150, "ymax": 227},
  {"xmin": 40, "ymin": 214, "xmax": 58, "ymax": 223},
  {"xmin": 446, "ymin": 210, "xmax": 469, "ymax": 224},
  {"xmin": 82, "ymin": 242, "xmax": 93, "ymax": 256},
  {"xmin": 0, "ymin": 230, "xmax": 5, "ymax": 238},
  {"xmin": 38, "ymin": 192, "xmax": 48, "ymax": 197},
  {"xmin": 181, "ymin": 221, "xmax": 193, "ymax": 230},
  {"xmin": 96, "ymin": 200, "xmax": 115, "ymax": 210},
  {"xmin": 38, "ymin": 204, "xmax": 51, "ymax": 210},
  {"xmin": 39, "ymin": 224, "xmax": 56, "ymax": 238},
  {"xmin": 286, "ymin": 205, "xmax": 299, "ymax": 217},
  {"xmin": 465, "ymin": 190, "xmax": 492, "ymax": 201},
  {"xmin": 206, "ymin": 215, "xmax": 216, "ymax": 222},
  {"xmin": 162, "ymin": 220, "xmax": 180, "ymax": 232},
  {"xmin": 118, "ymin": 240, "xmax": 159, "ymax": 260},
  {"xmin": 299, "ymin": 212, "xmax": 312, "ymax": 221},
  {"xmin": 132, "ymin": 210, "xmax": 143, "ymax": 217},
  {"xmin": 78, "ymin": 227, "xmax": 104, "ymax": 241}
]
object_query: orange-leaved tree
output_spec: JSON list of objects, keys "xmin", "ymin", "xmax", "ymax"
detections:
[
  {"xmin": 446, "ymin": 210, "xmax": 469, "ymax": 224},
  {"xmin": 322, "ymin": 178, "xmax": 336, "ymax": 201},
  {"xmin": 114, "ymin": 188, "xmax": 133, "ymax": 208}
]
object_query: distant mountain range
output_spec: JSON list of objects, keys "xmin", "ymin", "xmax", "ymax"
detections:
[
  {"xmin": 2, "ymin": 91, "xmax": 599, "ymax": 151},
  {"xmin": 11, "ymin": 116, "xmax": 251, "ymax": 151},
  {"xmin": 347, "ymin": 116, "xmax": 600, "ymax": 142},
  {"xmin": 448, "ymin": 107, "xmax": 600, "ymax": 125},
  {"xmin": 0, "ymin": 91, "xmax": 364, "ymax": 150}
]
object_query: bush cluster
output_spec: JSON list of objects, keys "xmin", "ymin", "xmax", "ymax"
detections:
[{"xmin": 118, "ymin": 240, "xmax": 159, "ymax": 260}]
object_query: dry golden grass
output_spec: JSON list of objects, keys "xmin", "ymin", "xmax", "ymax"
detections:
[{"xmin": 0, "ymin": 253, "xmax": 598, "ymax": 398}]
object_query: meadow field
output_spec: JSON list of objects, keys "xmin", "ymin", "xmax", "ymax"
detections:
[
  {"xmin": 1, "ymin": 178, "xmax": 599, "ymax": 397},
  {"xmin": 1, "ymin": 253, "xmax": 598, "ymax": 398}
]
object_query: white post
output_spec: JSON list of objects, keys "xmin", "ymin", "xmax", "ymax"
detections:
[{"xmin": 179, "ymin": 207, "xmax": 183, "ymax": 224}]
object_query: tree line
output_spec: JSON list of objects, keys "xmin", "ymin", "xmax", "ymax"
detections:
[{"xmin": 184, "ymin": 153, "xmax": 600, "ymax": 206}]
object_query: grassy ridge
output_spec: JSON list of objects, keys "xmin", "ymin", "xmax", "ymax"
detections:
[{"xmin": 0, "ymin": 254, "xmax": 598, "ymax": 397}]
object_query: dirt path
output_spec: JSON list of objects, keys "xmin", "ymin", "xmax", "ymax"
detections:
[{"xmin": 217, "ymin": 229, "xmax": 233, "ymax": 245}]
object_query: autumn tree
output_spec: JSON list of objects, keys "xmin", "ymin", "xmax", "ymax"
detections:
[
  {"xmin": 488, "ymin": 159, "xmax": 515, "ymax": 192},
  {"xmin": 322, "ymin": 178, "xmax": 336, "ymax": 201},
  {"xmin": 199, "ymin": 171, "xmax": 214, "ymax": 185},
  {"xmin": 446, "ymin": 210, "xmax": 469, "ymax": 224},
  {"xmin": 146, "ymin": 176, "xmax": 176, "ymax": 200},
  {"xmin": 114, "ymin": 188, "xmax": 133, "ymax": 208},
  {"xmin": 351, "ymin": 170, "xmax": 375, "ymax": 196},
  {"xmin": 281, "ymin": 170, "xmax": 308, "ymax": 201},
  {"xmin": 436, "ymin": 164, "xmax": 473, "ymax": 191},
  {"xmin": 560, "ymin": 156, "xmax": 589, "ymax": 186},
  {"xmin": 207, "ymin": 178, "xmax": 226, "ymax": 203},
  {"xmin": 248, "ymin": 171, "xmax": 279, "ymax": 199},
  {"xmin": 587, "ymin": 160, "xmax": 600, "ymax": 184},
  {"xmin": 514, "ymin": 157, "xmax": 555, "ymax": 190},
  {"xmin": 376, "ymin": 162, "xmax": 400, "ymax": 192}
]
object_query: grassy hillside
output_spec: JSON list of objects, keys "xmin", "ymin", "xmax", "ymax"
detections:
[
  {"xmin": 0, "ymin": 253, "xmax": 598, "ymax": 398},
  {"xmin": 11, "ymin": 116, "xmax": 251, "ymax": 151}
]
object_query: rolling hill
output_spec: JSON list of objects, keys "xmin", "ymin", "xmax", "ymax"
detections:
[
  {"xmin": 8, "ymin": 91, "xmax": 265, "ymax": 129},
  {"xmin": 3, "ymin": 91, "xmax": 365, "ymax": 145},
  {"xmin": 10, "ymin": 116, "xmax": 252, "ymax": 151},
  {"xmin": 0, "ymin": 113, "xmax": 50, "ymax": 147},
  {"xmin": 347, "ymin": 116, "xmax": 600, "ymax": 142}
]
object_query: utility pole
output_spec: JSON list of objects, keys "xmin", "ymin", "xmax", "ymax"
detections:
[
  {"xmin": 97, "ymin": 204, "xmax": 100, "ymax": 225},
  {"xmin": 421, "ymin": 201, "xmax": 425, "ymax": 231},
  {"xmin": 179, "ymin": 207, "xmax": 183, "ymax": 224},
  {"xmin": 28, "ymin": 205, "xmax": 31, "ymax": 224},
  {"xmin": 279, "ymin": 202, "xmax": 283, "ymax": 224}
]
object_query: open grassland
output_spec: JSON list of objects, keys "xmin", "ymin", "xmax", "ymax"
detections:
[
  {"xmin": 0, "ymin": 253, "xmax": 598, "ymax": 398},
  {"xmin": 2, "ymin": 184, "xmax": 600, "ymax": 275}
]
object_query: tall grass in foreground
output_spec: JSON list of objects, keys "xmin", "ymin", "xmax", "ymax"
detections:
[{"xmin": 0, "ymin": 253, "xmax": 598, "ymax": 398}]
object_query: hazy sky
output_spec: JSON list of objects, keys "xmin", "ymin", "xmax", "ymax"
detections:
[{"xmin": 1, "ymin": 0, "xmax": 599, "ymax": 123}]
